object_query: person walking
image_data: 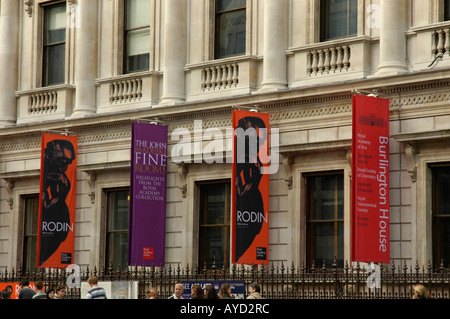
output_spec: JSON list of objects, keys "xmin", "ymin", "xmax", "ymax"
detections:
[
  {"xmin": 146, "ymin": 287, "xmax": 159, "ymax": 299},
  {"xmin": 247, "ymin": 282, "xmax": 263, "ymax": 299},
  {"xmin": 46, "ymin": 288, "xmax": 55, "ymax": 299},
  {"xmin": 190, "ymin": 285, "xmax": 204, "ymax": 299},
  {"xmin": 32, "ymin": 281, "xmax": 47, "ymax": 299},
  {"xmin": 86, "ymin": 276, "xmax": 107, "ymax": 299},
  {"xmin": 168, "ymin": 283, "xmax": 184, "ymax": 299},
  {"xmin": 218, "ymin": 283, "xmax": 233, "ymax": 299},
  {"xmin": 54, "ymin": 285, "xmax": 67, "ymax": 299},
  {"xmin": 18, "ymin": 280, "xmax": 36, "ymax": 299},
  {"xmin": 412, "ymin": 284, "xmax": 432, "ymax": 299},
  {"xmin": 1, "ymin": 285, "xmax": 13, "ymax": 299},
  {"xmin": 204, "ymin": 285, "xmax": 219, "ymax": 299}
]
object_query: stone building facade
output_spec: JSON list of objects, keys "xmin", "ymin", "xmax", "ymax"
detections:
[{"xmin": 1, "ymin": 0, "xmax": 450, "ymax": 271}]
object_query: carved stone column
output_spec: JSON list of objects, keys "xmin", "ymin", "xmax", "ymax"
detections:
[
  {"xmin": 0, "ymin": 0, "xmax": 20, "ymax": 126},
  {"xmin": 159, "ymin": 0, "xmax": 187, "ymax": 105},
  {"xmin": 375, "ymin": 0, "xmax": 408, "ymax": 76},
  {"xmin": 260, "ymin": 0, "xmax": 288, "ymax": 91},
  {"xmin": 72, "ymin": 0, "xmax": 99, "ymax": 116}
]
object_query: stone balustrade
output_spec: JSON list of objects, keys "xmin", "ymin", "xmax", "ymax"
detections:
[
  {"xmin": 28, "ymin": 90, "xmax": 58, "ymax": 115},
  {"xmin": 201, "ymin": 63, "xmax": 239, "ymax": 91},
  {"xmin": 15, "ymin": 85, "xmax": 75, "ymax": 124},
  {"xmin": 431, "ymin": 28, "xmax": 450, "ymax": 57},
  {"xmin": 307, "ymin": 45, "xmax": 351, "ymax": 76},
  {"xmin": 109, "ymin": 77, "xmax": 143, "ymax": 104}
]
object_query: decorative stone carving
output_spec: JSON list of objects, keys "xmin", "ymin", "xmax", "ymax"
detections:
[
  {"xmin": 176, "ymin": 162, "xmax": 188, "ymax": 198},
  {"xmin": 346, "ymin": 149, "xmax": 352, "ymax": 178},
  {"xmin": 24, "ymin": 0, "xmax": 33, "ymax": 17},
  {"xmin": 405, "ymin": 143, "xmax": 417, "ymax": 183},
  {"xmin": 282, "ymin": 154, "xmax": 294, "ymax": 189},
  {"xmin": 85, "ymin": 171, "xmax": 97, "ymax": 204},
  {"xmin": 3, "ymin": 179, "xmax": 15, "ymax": 209}
]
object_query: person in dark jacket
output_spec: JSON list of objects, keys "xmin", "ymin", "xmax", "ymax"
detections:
[{"xmin": 18, "ymin": 280, "xmax": 36, "ymax": 299}]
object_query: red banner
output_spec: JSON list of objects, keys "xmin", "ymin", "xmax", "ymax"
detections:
[
  {"xmin": 232, "ymin": 110, "xmax": 269, "ymax": 265},
  {"xmin": 37, "ymin": 134, "xmax": 78, "ymax": 268},
  {"xmin": 0, "ymin": 282, "xmax": 35, "ymax": 299},
  {"xmin": 351, "ymin": 94, "xmax": 390, "ymax": 263}
]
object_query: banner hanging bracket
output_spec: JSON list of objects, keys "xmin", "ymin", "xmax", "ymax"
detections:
[
  {"xmin": 232, "ymin": 104, "xmax": 262, "ymax": 113},
  {"xmin": 41, "ymin": 129, "xmax": 75, "ymax": 136},
  {"xmin": 351, "ymin": 89, "xmax": 388, "ymax": 98},
  {"xmin": 132, "ymin": 117, "xmax": 168, "ymax": 125}
]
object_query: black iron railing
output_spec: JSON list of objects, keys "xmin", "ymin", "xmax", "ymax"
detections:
[{"xmin": 1, "ymin": 260, "xmax": 448, "ymax": 299}]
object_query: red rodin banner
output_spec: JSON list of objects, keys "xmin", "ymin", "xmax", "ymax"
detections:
[
  {"xmin": 351, "ymin": 94, "xmax": 390, "ymax": 264},
  {"xmin": 232, "ymin": 110, "xmax": 270, "ymax": 265},
  {"xmin": 37, "ymin": 133, "xmax": 78, "ymax": 268}
]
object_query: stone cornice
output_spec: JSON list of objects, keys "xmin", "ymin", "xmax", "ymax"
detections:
[{"xmin": 2, "ymin": 69, "xmax": 450, "ymax": 148}]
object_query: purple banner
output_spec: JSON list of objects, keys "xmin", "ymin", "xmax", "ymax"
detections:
[{"xmin": 129, "ymin": 122, "xmax": 168, "ymax": 266}]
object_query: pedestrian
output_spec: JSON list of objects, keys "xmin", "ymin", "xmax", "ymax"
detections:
[
  {"xmin": 190, "ymin": 285, "xmax": 204, "ymax": 299},
  {"xmin": 54, "ymin": 285, "xmax": 66, "ymax": 299},
  {"xmin": 412, "ymin": 284, "xmax": 432, "ymax": 299},
  {"xmin": 204, "ymin": 285, "xmax": 219, "ymax": 299},
  {"xmin": 46, "ymin": 288, "xmax": 55, "ymax": 299},
  {"xmin": 1, "ymin": 285, "xmax": 13, "ymax": 299},
  {"xmin": 32, "ymin": 281, "xmax": 47, "ymax": 299},
  {"xmin": 18, "ymin": 280, "xmax": 36, "ymax": 299},
  {"xmin": 86, "ymin": 276, "xmax": 107, "ymax": 299},
  {"xmin": 218, "ymin": 283, "xmax": 233, "ymax": 299},
  {"xmin": 168, "ymin": 283, "xmax": 184, "ymax": 299},
  {"xmin": 146, "ymin": 287, "xmax": 159, "ymax": 299},
  {"xmin": 247, "ymin": 282, "xmax": 262, "ymax": 299}
]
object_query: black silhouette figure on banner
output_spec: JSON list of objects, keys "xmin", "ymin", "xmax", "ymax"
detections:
[
  {"xmin": 235, "ymin": 116, "xmax": 267, "ymax": 262},
  {"xmin": 39, "ymin": 139, "xmax": 75, "ymax": 266}
]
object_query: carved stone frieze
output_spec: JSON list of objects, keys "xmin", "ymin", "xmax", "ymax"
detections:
[{"xmin": 3, "ymin": 79, "xmax": 450, "ymax": 154}]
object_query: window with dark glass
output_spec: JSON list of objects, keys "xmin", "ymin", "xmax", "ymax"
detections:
[
  {"xmin": 105, "ymin": 189, "xmax": 129, "ymax": 269},
  {"xmin": 199, "ymin": 181, "xmax": 231, "ymax": 270},
  {"xmin": 43, "ymin": 1, "xmax": 66, "ymax": 86},
  {"xmin": 445, "ymin": 0, "xmax": 450, "ymax": 21},
  {"xmin": 306, "ymin": 172, "xmax": 344, "ymax": 268},
  {"xmin": 22, "ymin": 196, "xmax": 39, "ymax": 270},
  {"xmin": 215, "ymin": 0, "xmax": 246, "ymax": 59},
  {"xmin": 431, "ymin": 164, "xmax": 450, "ymax": 268},
  {"xmin": 320, "ymin": 0, "xmax": 357, "ymax": 41},
  {"xmin": 124, "ymin": 0, "xmax": 150, "ymax": 73}
]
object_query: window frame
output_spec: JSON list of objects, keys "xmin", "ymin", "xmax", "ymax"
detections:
[
  {"xmin": 21, "ymin": 195, "xmax": 40, "ymax": 270},
  {"xmin": 214, "ymin": 0, "xmax": 247, "ymax": 59},
  {"xmin": 320, "ymin": 0, "xmax": 357, "ymax": 42},
  {"xmin": 444, "ymin": 0, "xmax": 450, "ymax": 21},
  {"xmin": 123, "ymin": 0, "xmax": 151, "ymax": 74},
  {"xmin": 104, "ymin": 187, "xmax": 130, "ymax": 270},
  {"xmin": 197, "ymin": 180, "xmax": 231, "ymax": 270},
  {"xmin": 430, "ymin": 163, "xmax": 450, "ymax": 268},
  {"xmin": 305, "ymin": 170, "xmax": 344, "ymax": 268},
  {"xmin": 41, "ymin": 0, "xmax": 67, "ymax": 87}
]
